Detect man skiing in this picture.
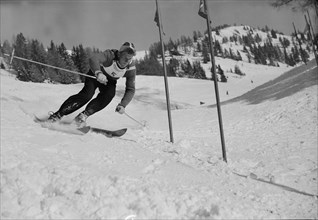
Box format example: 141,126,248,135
46,42,137,127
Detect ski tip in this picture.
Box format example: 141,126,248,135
77,126,91,134
88,127,127,137
33,115,49,123
114,128,127,136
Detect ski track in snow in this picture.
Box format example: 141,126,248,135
1,60,317,219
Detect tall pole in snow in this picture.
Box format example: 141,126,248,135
305,11,318,66
199,0,227,162
155,0,174,143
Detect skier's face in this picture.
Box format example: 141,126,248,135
118,52,134,68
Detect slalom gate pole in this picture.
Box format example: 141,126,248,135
306,11,318,66
204,0,227,163
124,112,145,127
4,51,96,79
155,0,174,143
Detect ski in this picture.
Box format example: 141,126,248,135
78,126,127,138
34,115,127,138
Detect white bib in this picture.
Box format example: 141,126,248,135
101,61,127,78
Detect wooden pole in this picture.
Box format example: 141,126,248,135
306,11,318,66
203,0,227,162
4,52,95,79
155,0,174,143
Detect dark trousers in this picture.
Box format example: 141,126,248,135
56,70,117,117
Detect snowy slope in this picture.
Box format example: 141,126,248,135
213,25,294,53
0,59,317,219
162,25,314,81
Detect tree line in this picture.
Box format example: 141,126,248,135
137,24,314,82
1,23,315,84
0,33,92,84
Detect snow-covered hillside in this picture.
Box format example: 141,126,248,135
145,25,314,80
213,25,294,54
1,58,317,219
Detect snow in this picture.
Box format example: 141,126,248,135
213,25,296,55
1,58,317,219
135,50,147,61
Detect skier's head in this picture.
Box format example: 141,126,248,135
119,42,136,56
118,42,136,68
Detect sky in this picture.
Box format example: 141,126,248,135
0,0,315,51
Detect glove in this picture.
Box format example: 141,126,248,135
95,71,108,85
115,104,125,114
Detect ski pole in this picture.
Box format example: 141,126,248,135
4,50,96,79
124,112,145,127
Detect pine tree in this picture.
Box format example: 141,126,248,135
254,34,262,44
193,31,198,42
222,36,229,44
192,61,206,79
149,42,162,59
71,44,89,82
77,44,89,82
1,40,12,57
202,42,210,63
214,40,222,56
28,64,45,82
135,56,162,76
167,38,176,51
246,51,252,63
197,42,202,52
301,49,310,63
223,48,230,59
167,58,179,77
259,45,267,65
243,45,248,52
29,39,47,82
234,64,245,75
236,50,242,61
218,64,227,82
46,40,79,84
229,48,234,60
291,46,301,63
71,46,80,70
58,43,77,71
289,54,296,66
265,25,270,32
211,66,217,81
14,33,32,81
276,45,284,62
47,40,62,83
271,29,277,39
281,37,290,48
283,48,290,65
181,59,193,78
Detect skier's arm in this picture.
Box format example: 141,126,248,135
120,69,136,107
89,50,114,74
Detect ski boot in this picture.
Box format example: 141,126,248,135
47,111,62,123
73,111,89,128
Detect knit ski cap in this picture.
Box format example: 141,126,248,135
119,42,136,55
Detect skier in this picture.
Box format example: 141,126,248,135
46,42,137,127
